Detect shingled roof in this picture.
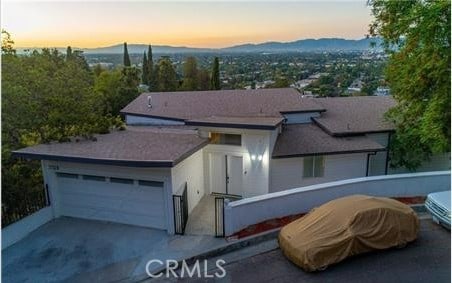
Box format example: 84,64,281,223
121,88,325,121
272,124,386,158
13,126,208,167
312,96,396,136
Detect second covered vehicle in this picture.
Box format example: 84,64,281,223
278,195,419,272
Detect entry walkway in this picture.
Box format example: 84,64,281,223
185,195,216,235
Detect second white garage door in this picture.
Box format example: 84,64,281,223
56,172,167,229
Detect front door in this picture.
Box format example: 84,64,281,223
227,156,243,196
210,153,243,196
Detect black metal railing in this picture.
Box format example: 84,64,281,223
173,183,188,235
214,197,225,237
214,194,242,237
2,186,50,228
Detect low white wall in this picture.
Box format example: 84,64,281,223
224,171,450,236
2,206,53,249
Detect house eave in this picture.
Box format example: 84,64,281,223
272,148,387,159
311,118,395,137
120,111,186,122
185,121,281,130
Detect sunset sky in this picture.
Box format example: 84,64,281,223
2,1,373,48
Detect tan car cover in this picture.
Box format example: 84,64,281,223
278,195,419,272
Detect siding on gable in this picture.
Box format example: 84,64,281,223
283,112,321,124
270,153,368,192
125,114,184,126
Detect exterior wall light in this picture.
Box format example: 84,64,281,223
257,155,263,161
251,155,257,161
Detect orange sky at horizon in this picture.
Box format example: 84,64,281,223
2,1,373,48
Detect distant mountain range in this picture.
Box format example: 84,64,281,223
17,37,383,54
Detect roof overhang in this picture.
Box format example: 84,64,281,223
272,147,387,159
185,120,282,130
12,139,209,168
312,117,395,137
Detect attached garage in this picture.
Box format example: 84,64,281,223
56,172,166,229
13,126,209,234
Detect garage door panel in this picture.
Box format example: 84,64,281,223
59,181,163,200
57,174,166,229
60,189,164,207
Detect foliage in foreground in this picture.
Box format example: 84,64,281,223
1,33,138,219
369,0,451,170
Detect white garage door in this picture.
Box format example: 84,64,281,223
56,172,166,229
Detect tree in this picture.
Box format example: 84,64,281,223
95,68,140,115
181,56,199,90
198,69,210,91
93,64,104,77
156,57,177,91
210,57,220,90
123,42,131,67
2,44,124,223
369,0,451,170
147,45,155,90
1,29,15,55
142,51,148,85
66,46,73,61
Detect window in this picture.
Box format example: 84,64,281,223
56,172,79,179
303,156,325,178
138,180,164,187
110,177,134,185
82,175,106,182
210,133,242,146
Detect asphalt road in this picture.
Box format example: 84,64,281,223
170,219,450,283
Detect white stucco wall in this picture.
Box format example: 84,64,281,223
225,171,451,236
270,153,368,192
366,133,389,176
200,127,278,198
171,149,205,214
125,114,184,126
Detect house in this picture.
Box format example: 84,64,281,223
13,88,449,234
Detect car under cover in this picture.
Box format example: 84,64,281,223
278,195,419,272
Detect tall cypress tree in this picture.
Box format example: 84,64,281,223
123,42,131,67
210,57,220,90
142,51,148,85
147,45,154,90
66,46,73,61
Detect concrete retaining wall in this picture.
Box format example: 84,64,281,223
2,206,54,249
224,171,451,236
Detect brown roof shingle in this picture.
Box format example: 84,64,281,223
121,88,325,121
272,124,386,158
13,126,208,167
312,96,396,136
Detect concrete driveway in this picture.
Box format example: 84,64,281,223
2,217,225,283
